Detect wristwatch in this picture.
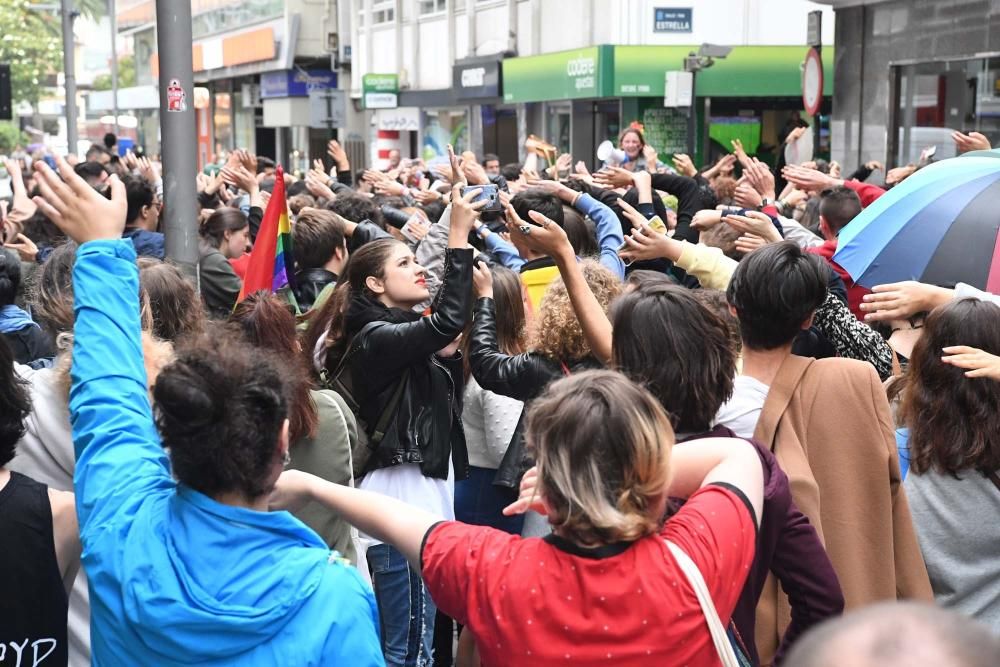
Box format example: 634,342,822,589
760,197,772,208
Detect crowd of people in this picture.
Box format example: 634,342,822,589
2,122,1000,667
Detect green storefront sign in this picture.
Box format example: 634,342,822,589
613,45,834,98
363,73,399,109
502,45,834,103
502,45,614,103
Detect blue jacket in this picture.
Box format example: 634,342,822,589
70,240,384,666
122,227,165,259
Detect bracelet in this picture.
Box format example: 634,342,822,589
570,192,583,208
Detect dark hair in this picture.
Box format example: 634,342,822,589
288,193,317,216
784,601,1000,667
32,242,77,334
798,197,822,234
153,332,289,499
611,283,736,432
259,176,276,193
0,336,32,467
229,293,318,443
137,258,205,342
303,238,404,375
625,270,675,289
74,160,108,184
420,200,446,224
293,208,346,271
501,163,522,182
463,265,526,381
819,187,862,235
562,206,598,257
482,153,500,166
511,190,564,227
286,180,308,198
0,248,20,307
331,193,381,227
103,132,117,149
22,212,66,248
256,156,275,174
691,289,742,357
199,208,248,248
897,299,1000,476
726,242,827,350
124,174,155,226
85,145,110,161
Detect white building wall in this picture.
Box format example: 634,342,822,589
354,0,835,92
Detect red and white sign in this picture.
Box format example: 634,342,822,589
802,47,823,117
166,78,186,112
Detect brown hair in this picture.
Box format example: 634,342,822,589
700,221,745,261
898,298,1000,476
611,283,736,433
530,260,621,362
527,370,674,545
138,258,206,343
292,208,347,271
463,265,527,381
618,127,646,151
302,238,404,376
32,241,77,336
229,293,319,443
200,208,248,248
288,193,317,216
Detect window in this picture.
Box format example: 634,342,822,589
373,1,395,24
418,0,447,15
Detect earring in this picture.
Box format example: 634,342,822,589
282,451,292,467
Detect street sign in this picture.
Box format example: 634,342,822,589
362,73,398,109
653,8,692,33
807,10,822,48
309,89,347,128
664,71,693,107
802,47,824,116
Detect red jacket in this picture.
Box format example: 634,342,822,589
844,180,886,208
807,239,870,319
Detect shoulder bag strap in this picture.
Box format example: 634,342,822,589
664,540,740,667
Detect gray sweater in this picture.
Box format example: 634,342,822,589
905,467,1000,632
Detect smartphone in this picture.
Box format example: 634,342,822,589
646,215,668,235
462,184,502,213
400,214,425,244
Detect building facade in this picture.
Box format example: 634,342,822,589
818,0,1000,171
353,0,835,168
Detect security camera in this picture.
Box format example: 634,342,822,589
697,44,733,59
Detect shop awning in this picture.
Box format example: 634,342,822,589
502,45,834,103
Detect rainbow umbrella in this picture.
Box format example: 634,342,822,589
833,153,1000,292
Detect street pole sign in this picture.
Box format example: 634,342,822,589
807,10,823,49
362,74,399,109
309,89,347,128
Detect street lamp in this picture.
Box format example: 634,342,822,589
682,43,731,159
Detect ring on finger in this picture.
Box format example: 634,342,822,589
518,224,531,235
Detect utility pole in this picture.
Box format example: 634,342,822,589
155,0,199,278
60,0,78,156
108,0,119,138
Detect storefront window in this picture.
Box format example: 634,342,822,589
892,57,1000,166
546,101,571,153
191,0,283,40
213,92,233,154
232,90,256,152
421,108,468,162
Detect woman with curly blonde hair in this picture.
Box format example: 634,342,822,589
468,258,621,536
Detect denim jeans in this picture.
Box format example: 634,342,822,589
454,465,524,534
368,543,436,667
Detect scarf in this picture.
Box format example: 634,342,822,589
345,293,422,338
0,304,39,334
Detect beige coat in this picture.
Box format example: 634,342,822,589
752,355,933,665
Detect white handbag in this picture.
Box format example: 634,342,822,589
665,540,741,667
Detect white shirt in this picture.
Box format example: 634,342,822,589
714,375,771,439
461,377,523,469
359,463,454,544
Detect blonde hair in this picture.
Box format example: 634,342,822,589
530,260,621,361
527,370,675,545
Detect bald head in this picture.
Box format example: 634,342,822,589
785,602,1000,667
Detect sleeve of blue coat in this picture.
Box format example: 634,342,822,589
70,240,173,533
483,232,525,270
575,193,625,279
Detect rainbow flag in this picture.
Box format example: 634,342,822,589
237,164,296,303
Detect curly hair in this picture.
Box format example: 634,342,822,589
898,298,1000,476
530,260,621,362
153,330,289,499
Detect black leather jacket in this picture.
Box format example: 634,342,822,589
347,248,473,480
469,297,601,487
294,268,337,312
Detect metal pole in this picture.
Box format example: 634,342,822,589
155,0,199,277
108,0,119,139
61,0,78,156
686,70,696,157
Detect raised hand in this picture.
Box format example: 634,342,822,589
723,210,782,243
859,280,953,322
472,260,494,299
236,148,258,175
32,157,127,244
4,159,37,228
3,232,38,262
744,157,776,200
462,159,489,186
733,181,763,209
691,209,723,231
448,144,467,187
672,153,697,177
593,166,635,189
734,233,771,255
731,138,752,169
941,346,1000,380
449,183,486,234
221,164,258,194
502,467,547,517
327,140,349,170
952,131,992,154
782,164,841,193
